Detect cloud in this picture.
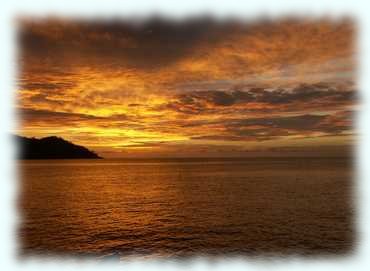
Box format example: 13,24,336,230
18,108,105,123
19,17,354,80
235,114,323,129
19,18,234,70
16,18,356,157
161,83,355,116
191,112,353,142
18,108,131,127
19,81,75,91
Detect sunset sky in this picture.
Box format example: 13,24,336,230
17,18,356,158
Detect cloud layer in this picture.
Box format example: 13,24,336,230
17,18,356,157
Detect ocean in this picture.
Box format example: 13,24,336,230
18,157,354,259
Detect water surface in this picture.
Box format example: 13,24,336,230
19,157,354,259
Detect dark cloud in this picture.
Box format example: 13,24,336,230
19,18,236,69
230,114,325,130
228,113,352,135
120,141,167,148
190,113,353,142
27,93,65,107
18,108,129,125
190,134,270,141
128,103,144,107
19,81,75,91
18,108,104,122
162,83,355,115
20,18,353,73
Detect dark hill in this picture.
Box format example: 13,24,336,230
15,135,102,159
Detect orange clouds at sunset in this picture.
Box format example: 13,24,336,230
17,17,356,158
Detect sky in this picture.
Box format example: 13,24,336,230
16,17,356,158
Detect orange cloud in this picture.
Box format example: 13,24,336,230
17,17,357,157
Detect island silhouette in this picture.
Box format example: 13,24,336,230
15,135,102,159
